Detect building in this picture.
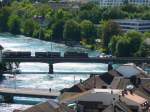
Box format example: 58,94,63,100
60,63,148,93
113,19,150,32
21,100,74,112
47,1,81,10
89,0,150,7
61,89,150,112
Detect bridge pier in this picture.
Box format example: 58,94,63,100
108,63,113,71
49,64,53,74
15,62,20,68
3,95,14,103
7,62,13,70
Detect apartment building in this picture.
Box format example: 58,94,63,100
89,0,150,7
113,19,150,32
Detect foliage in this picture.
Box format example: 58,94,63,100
115,36,130,57
7,14,21,34
80,20,97,43
0,7,11,32
0,1,150,56
101,20,122,51
21,19,38,36
137,40,150,57
101,7,127,20
63,20,81,41
109,31,147,57
126,31,142,55
51,20,64,41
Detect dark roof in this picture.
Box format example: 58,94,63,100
102,100,133,112
60,73,112,93
22,100,72,112
60,68,149,93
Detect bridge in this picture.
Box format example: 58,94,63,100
0,87,60,103
2,56,150,74
2,57,150,63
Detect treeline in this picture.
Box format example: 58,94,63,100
0,1,150,57
109,31,150,57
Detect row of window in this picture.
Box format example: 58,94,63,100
121,26,150,30
96,0,150,5
117,22,150,26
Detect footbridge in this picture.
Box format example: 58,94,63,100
0,87,60,103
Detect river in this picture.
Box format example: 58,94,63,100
0,33,108,112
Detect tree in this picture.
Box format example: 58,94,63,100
126,31,142,55
63,20,81,41
0,7,11,32
21,19,37,36
101,20,122,51
102,7,127,20
54,9,72,21
51,20,64,41
43,29,53,40
80,20,97,43
109,35,121,55
80,2,96,11
116,37,131,57
137,38,150,57
142,12,150,20
7,14,21,35
78,7,102,24
121,4,140,13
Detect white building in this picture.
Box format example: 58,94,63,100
89,0,150,7
113,19,150,32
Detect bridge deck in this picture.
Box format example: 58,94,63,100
0,87,60,99
2,57,150,63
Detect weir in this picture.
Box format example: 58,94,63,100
0,87,60,103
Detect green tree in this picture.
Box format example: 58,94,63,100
142,12,150,20
54,9,72,21
138,39,150,57
43,29,53,40
7,14,21,35
78,7,102,23
80,20,97,43
51,20,64,41
102,7,127,20
126,31,142,55
63,20,81,41
101,21,122,51
116,37,131,57
80,2,96,11
21,19,37,36
109,35,121,55
121,4,140,13
0,7,11,32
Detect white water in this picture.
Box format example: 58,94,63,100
0,33,107,112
